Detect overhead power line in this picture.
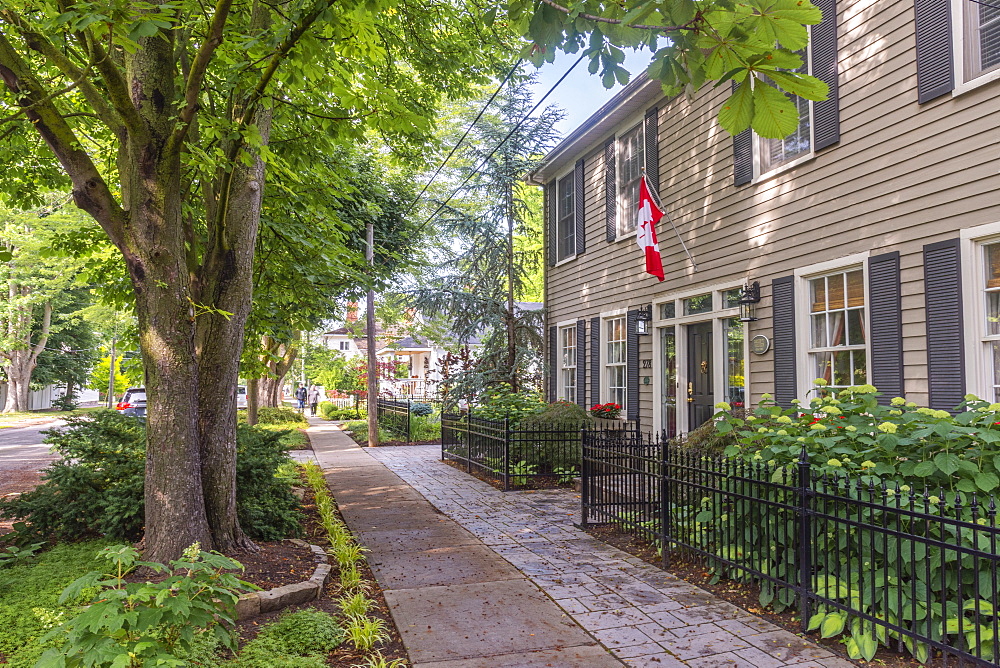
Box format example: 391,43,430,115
419,51,588,231
405,59,524,217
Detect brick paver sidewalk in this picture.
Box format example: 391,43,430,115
366,445,854,668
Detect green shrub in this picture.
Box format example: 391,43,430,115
256,406,308,425
510,401,593,472
473,384,544,424
410,402,433,417
410,415,441,441
699,383,1000,663
235,424,304,540
0,412,302,541
38,543,252,667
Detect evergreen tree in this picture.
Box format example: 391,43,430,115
412,78,561,399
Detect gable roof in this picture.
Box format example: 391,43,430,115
526,72,662,186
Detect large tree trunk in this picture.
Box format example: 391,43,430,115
193,102,272,553
257,333,298,407
122,35,213,564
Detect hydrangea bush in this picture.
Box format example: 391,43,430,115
715,381,1000,498
688,383,1000,663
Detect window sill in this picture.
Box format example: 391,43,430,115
554,255,577,267
614,230,637,244
952,68,1000,98
752,152,815,185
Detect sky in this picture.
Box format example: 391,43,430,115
527,49,654,138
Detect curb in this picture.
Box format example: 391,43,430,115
235,539,331,620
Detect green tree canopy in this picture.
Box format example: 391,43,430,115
511,0,828,137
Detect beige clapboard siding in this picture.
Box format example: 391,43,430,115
548,0,999,413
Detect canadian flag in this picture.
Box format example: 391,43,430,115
636,175,665,282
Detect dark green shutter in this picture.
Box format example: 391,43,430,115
914,0,954,103
812,0,840,150
574,158,586,256
644,107,659,193
576,320,587,408
591,316,601,407
627,310,639,421
546,180,556,267
605,136,616,242
548,325,558,402
868,252,904,403
924,239,966,411
772,276,797,408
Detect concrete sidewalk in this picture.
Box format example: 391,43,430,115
307,420,622,667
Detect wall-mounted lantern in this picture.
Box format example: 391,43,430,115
738,281,761,322
636,305,653,335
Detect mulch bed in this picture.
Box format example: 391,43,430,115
583,522,934,668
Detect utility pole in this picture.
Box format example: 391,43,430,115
366,221,378,447
107,335,117,409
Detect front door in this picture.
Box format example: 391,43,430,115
687,322,714,428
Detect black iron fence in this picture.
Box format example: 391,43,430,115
376,399,412,443
581,430,1000,666
442,413,633,490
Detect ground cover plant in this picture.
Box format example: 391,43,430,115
0,411,301,541
0,540,113,668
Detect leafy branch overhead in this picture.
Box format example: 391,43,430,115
510,0,829,137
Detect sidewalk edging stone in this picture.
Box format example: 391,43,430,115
235,539,330,620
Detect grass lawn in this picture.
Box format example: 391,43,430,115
0,406,103,426
254,423,310,450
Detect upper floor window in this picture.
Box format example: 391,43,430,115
617,123,643,236
963,0,1000,82
559,325,577,401
808,269,867,389
756,52,812,176
556,172,575,262
339,341,350,351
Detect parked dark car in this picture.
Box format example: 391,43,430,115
115,387,147,418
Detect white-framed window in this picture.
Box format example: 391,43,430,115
617,122,643,236
755,48,813,178
339,341,350,351
961,0,1000,83
978,241,1000,401
605,316,627,409
556,172,576,262
807,269,868,390
559,325,577,401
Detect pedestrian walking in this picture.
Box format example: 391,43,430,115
308,384,321,417
295,384,307,411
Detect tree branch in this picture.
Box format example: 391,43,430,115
169,0,234,151
0,32,127,246
536,0,700,32
0,11,126,133
28,301,51,366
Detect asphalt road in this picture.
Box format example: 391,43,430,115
0,419,63,498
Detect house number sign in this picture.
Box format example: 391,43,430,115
750,335,771,355
641,359,652,369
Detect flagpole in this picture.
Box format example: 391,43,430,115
642,169,698,271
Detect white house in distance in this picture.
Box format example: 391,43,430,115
319,302,543,397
